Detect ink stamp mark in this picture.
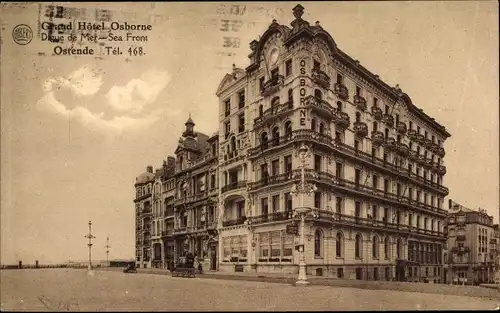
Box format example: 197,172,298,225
12,24,33,45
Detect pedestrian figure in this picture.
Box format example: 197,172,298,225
198,262,203,274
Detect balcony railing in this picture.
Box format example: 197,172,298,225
436,165,446,175
371,131,384,145
395,142,409,156
221,180,247,193
424,138,432,148
173,227,187,234
304,96,335,118
354,121,368,137
247,211,293,225
354,95,367,111
371,106,383,120
334,82,349,100
222,216,247,227
311,68,331,89
396,121,407,134
416,134,425,144
384,137,396,150
429,143,439,153
142,209,152,215
437,147,445,158
383,114,394,127
423,158,434,169
254,101,294,126
161,229,173,237
334,111,350,129
248,172,291,191
261,75,284,97
407,129,417,140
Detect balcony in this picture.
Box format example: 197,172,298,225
161,229,173,237
311,68,331,89
424,139,432,148
222,216,247,227
384,137,396,150
173,227,187,235
395,142,409,156
247,211,293,225
416,155,426,165
354,121,368,137
371,131,384,145
248,173,290,191
221,180,247,193
429,143,439,153
451,246,470,253
423,158,434,169
396,121,407,134
334,82,349,100
436,147,445,158
334,111,350,129
436,165,447,175
383,114,394,127
409,150,418,162
371,106,383,120
354,95,367,111
142,209,152,216
416,134,425,144
407,129,418,140
254,101,294,126
261,75,284,97
304,96,334,118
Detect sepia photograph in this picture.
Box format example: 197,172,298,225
1,1,499,311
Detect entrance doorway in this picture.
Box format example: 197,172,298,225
210,247,217,271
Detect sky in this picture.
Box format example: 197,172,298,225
1,1,498,265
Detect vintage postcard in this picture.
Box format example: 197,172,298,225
1,1,499,311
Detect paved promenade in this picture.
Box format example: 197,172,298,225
1,268,498,311
100,267,500,299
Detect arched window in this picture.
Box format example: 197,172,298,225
319,123,325,134
259,105,264,117
336,232,343,257
271,96,280,107
314,89,323,100
384,236,390,259
385,128,389,138
272,127,280,146
260,132,268,150
373,121,378,132
288,89,294,104
337,101,343,112
314,230,322,257
355,234,363,258
285,121,292,138
311,118,317,131
397,238,402,259
230,136,236,152
356,112,361,123
372,236,379,259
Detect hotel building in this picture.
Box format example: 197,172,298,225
445,200,499,284
216,4,450,281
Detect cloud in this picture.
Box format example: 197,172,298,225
106,69,172,113
37,66,178,134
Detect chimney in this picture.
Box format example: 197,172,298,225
146,165,153,173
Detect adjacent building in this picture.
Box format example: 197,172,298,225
445,200,499,284
215,4,450,282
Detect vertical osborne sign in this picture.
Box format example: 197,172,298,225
299,58,307,127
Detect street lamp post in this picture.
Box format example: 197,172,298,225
291,144,317,287
105,237,111,267
85,221,96,271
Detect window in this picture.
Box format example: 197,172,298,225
238,113,245,132
397,239,402,259
373,121,378,132
314,154,322,171
384,179,389,193
384,207,389,222
336,232,344,257
238,91,245,109
314,230,322,257
385,105,389,114
355,234,363,258
335,197,343,213
258,104,263,117
314,89,323,99
337,268,344,278
284,192,292,213
288,89,293,104
384,237,390,259
355,111,361,123
336,101,342,112
373,236,379,259
355,201,361,218
355,168,361,185
372,175,379,189
224,121,230,137
261,197,268,215
259,77,265,92
311,118,316,131
314,60,321,71
409,121,413,130
356,86,361,96
409,213,413,227
314,192,321,209
319,123,325,134
384,128,389,138
372,205,378,220
284,155,292,175
396,114,400,125
285,59,292,76
335,162,343,178
224,99,231,116
336,73,343,84
373,97,378,107
271,159,279,176
272,195,279,213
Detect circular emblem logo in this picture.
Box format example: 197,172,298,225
12,24,33,45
